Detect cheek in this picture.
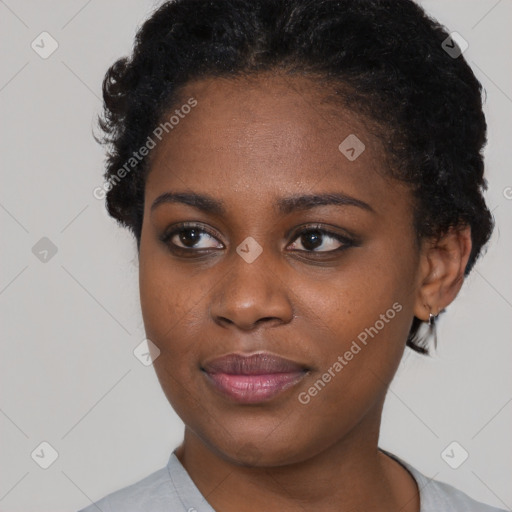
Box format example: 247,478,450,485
289,285,410,451
297,243,416,397
138,255,207,403
138,249,207,419
305,252,412,347
139,240,203,336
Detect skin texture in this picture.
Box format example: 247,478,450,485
138,73,472,512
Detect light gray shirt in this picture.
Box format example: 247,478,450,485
77,449,507,511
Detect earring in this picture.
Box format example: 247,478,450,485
427,308,439,350
426,305,438,326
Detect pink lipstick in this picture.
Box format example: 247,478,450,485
202,352,308,404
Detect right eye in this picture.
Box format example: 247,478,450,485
160,222,224,252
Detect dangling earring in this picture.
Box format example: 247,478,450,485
427,309,439,350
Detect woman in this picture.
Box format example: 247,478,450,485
79,0,504,510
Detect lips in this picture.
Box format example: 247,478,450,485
202,352,309,404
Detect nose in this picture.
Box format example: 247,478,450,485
209,249,294,331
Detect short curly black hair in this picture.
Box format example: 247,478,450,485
96,0,494,355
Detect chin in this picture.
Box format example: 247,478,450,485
202,426,327,469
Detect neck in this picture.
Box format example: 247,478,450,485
175,403,420,512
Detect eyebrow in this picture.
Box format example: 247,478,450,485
150,191,375,215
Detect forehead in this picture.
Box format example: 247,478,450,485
145,73,408,219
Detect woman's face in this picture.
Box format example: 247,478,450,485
139,73,423,466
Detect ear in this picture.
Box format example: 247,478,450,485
413,225,472,322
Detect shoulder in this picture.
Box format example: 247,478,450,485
423,477,507,512
76,452,214,512
76,464,179,512
381,449,507,512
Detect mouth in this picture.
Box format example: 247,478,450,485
201,352,310,404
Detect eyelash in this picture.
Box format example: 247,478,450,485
159,221,357,257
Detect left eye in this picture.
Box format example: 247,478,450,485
288,228,350,253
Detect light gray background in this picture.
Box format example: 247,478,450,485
1,1,511,511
